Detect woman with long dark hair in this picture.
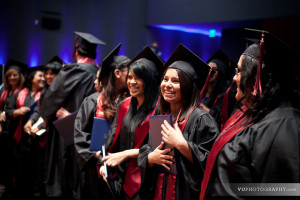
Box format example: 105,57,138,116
200,29,300,199
99,46,165,200
138,44,219,200
74,44,130,200
23,61,62,138
10,68,45,199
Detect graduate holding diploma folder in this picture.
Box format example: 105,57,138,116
100,46,165,200
74,43,130,200
138,44,219,200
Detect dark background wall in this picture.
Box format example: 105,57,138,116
0,0,299,67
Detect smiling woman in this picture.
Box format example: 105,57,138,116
138,44,219,200
127,69,144,107
0,63,25,199
7,67,46,199
99,46,165,200
160,68,181,106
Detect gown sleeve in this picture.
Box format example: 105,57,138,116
74,92,98,171
41,64,95,124
209,105,300,198
179,108,219,191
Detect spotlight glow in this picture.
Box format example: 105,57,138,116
151,25,222,37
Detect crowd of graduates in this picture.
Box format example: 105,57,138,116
0,28,299,200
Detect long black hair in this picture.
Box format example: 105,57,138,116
239,43,300,125
160,68,200,122
100,56,130,122
127,60,161,126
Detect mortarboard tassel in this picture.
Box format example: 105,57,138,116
253,31,264,97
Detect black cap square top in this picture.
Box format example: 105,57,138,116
164,44,213,89
127,46,165,77
99,43,122,81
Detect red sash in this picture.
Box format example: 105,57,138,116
220,82,234,130
108,97,158,198
0,89,20,110
96,92,105,118
13,88,41,144
155,107,196,200
78,57,99,68
200,106,252,200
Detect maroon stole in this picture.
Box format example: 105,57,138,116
220,81,234,130
0,89,20,110
78,57,99,68
96,92,105,118
154,107,196,200
108,97,158,198
13,88,41,144
200,106,252,200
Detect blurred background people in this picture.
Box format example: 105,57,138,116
74,44,130,200
0,60,26,200
40,32,105,200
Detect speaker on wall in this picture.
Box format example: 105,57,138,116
36,10,63,31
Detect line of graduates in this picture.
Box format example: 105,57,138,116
0,27,299,200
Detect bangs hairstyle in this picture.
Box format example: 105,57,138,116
4,68,25,90
160,68,200,122
127,61,160,125
100,57,131,122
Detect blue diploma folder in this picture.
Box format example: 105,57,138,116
89,117,111,151
149,114,177,174
25,101,38,120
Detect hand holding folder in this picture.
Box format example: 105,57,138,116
149,114,177,174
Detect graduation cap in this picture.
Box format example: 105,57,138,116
25,65,45,79
73,31,106,59
47,55,64,65
99,43,122,81
242,28,299,96
164,44,213,90
207,50,236,82
127,46,165,77
5,59,28,74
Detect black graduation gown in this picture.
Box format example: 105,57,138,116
41,62,97,199
0,88,19,195
203,84,238,130
138,108,219,200
103,98,160,200
29,87,47,129
74,92,113,200
11,91,44,199
205,102,300,200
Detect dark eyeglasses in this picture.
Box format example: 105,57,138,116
235,67,241,75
